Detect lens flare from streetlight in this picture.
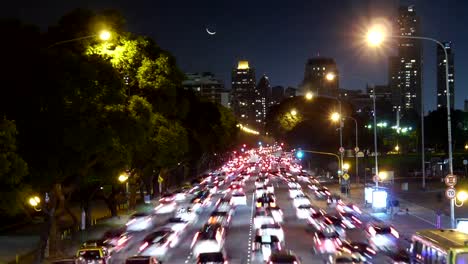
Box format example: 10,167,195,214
325,72,336,81
395,145,400,152
118,174,128,183
305,92,313,100
99,30,111,41
366,24,386,47
330,112,340,122
458,191,468,202
343,163,350,170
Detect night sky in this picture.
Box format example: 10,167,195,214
3,0,467,111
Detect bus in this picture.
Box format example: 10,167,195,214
410,229,468,264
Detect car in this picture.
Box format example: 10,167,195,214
126,212,154,232
255,187,267,197
256,193,276,208
253,209,276,229
267,205,284,223
159,193,175,203
330,252,360,264
308,183,321,191
191,224,226,257
257,223,284,242
209,210,233,227
268,250,302,264
252,235,282,262
228,183,242,192
76,247,110,264
230,191,247,206
327,194,342,207
315,187,331,199
323,215,347,237
175,206,197,222
339,212,362,229
196,252,228,264
339,241,376,263
292,194,311,207
287,181,300,188
288,186,303,199
265,183,274,193
307,211,326,230
138,228,179,259
102,227,131,253
154,201,177,214
366,223,399,252
337,203,362,215
255,179,265,188
312,229,342,254
296,204,315,219
163,217,189,232
125,256,160,264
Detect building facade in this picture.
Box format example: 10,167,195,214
230,61,257,128
300,57,339,97
256,75,271,131
182,72,225,104
389,5,423,115
437,42,455,109
285,87,297,98
270,86,285,106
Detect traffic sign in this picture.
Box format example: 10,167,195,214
373,175,380,183
445,174,457,187
339,147,345,153
158,175,164,183
464,160,468,165
342,173,350,181
446,187,456,199
354,147,360,152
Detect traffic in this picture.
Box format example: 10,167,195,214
68,146,468,264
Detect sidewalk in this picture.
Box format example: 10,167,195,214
327,184,451,241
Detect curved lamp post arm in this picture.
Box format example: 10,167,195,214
47,34,98,49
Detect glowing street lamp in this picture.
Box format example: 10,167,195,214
366,25,386,47
305,92,314,100
325,72,336,81
290,109,297,116
330,112,341,122
395,145,400,152
118,174,128,183
98,30,111,41
48,29,112,48
28,196,41,207
343,163,350,171
455,190,468,207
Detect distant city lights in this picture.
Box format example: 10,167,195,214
236,123,260,135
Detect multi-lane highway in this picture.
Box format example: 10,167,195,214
74,149,411,264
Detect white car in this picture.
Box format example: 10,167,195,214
175,207,196,222
255,187,267,198
293,194,311,207
230,191,247,206
254,210,275,229
138,228,179,259
367,224,399,252
287,181,300,188
257,223,284,242
265,184,274,194
163,217,189,232
191,224,225,257
126,212,154,232
268,206,283,223
289,187,303,199
154,202,177,214
296,204,315,219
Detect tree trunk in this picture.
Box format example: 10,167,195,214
104,185,118,217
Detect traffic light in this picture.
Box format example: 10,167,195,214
296,149,304,159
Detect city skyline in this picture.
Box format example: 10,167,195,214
2,0,468,111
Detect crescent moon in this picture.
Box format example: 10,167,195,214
206,28,216,35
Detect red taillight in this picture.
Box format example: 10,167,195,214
139,242,148,252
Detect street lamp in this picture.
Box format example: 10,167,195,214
455,191,468,207
28,196,41,211
118,174,128,183
325,72,336,81
290,109,297,116
305,92,314,100
366,23,455,226
330,112,341,122
343,163,350,171
395,145,400,152
48,29,112,48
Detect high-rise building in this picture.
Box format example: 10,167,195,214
464,100,468,112
389,5,423,115
256,75,271,129
230,61,257,127
437,42,455,109
285,87,297,98
182,72,225,104
270,86,285,106
300,57,339,97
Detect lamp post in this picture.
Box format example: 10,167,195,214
48,30,111,48
366,25,454,227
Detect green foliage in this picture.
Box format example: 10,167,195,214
0,119,28,187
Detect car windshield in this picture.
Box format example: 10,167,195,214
261,224,281,229
169,217,186,223
233,193,245,197
131,212,148,218
269,254,297,263
374,226,392,234
78,250,101,260
125,258,152,264
317,231,339,239
145,231,168,243
198,252,224,262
